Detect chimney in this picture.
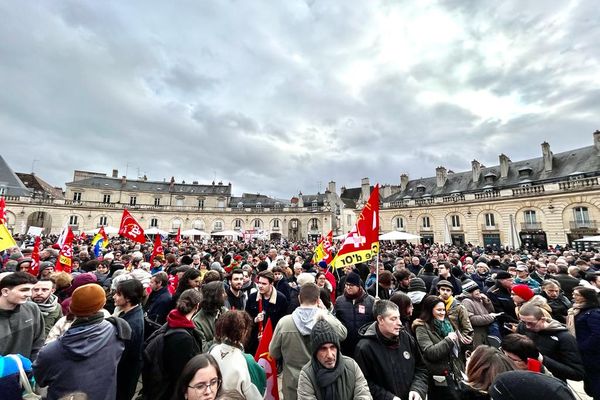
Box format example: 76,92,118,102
381,185,392,198
541,142,553,172
471,160,482,182
361,177,370,201
400,174,409,191
298,193,304,207
112,169,118,178
436,167,447,188
169,176,175,191
121,176,126,186
594,130,600,152
327,181,336,194
499,154,511,179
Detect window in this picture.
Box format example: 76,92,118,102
217,199,225,208
172,219,182,229
524,210,537,223
69,215,78,225
485,213,495,227
394,217,404,230
193,220,205,230
310,218,319,230
154,198,161,206
273,219,280,228
347,215,352,225
573,207,590,223
102,194,111,203
422,216,431,228
129,196,137,206
214,220,223,231
451,215,460,227
234,219,243,229
99,216,108,226
73,192,82,202
253,219,262,229
312,200,318,211
256,202,262,210
176,198,184,207
198,199,204,209
274,202,281,209
150,218,158,228
237,202,243,209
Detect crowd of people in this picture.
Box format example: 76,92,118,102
1,234,599,400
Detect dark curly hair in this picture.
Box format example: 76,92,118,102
201,281,225,313
215,310,252,346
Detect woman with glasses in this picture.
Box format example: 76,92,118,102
174,354,222,400
569,286,600,399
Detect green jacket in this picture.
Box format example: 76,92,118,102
192,307,226,353
297,356,372,400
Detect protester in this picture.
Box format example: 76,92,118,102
355,300,428,400
173,354,222,400
540,279,571,324
489,370,576,400
297,318,372,400
224,268,247,310
193,281,227,352
390,291,414,333
0,271,44,360
460,279,502,347
31,278,63,336
461,345,516,400
144,271,172,334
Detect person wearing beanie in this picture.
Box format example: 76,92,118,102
33,283,132,400
489,370,576,400
333,271,375,357
297,318,371,400
269,283,347,400
436,279,474,347
487,270,518,334
514,265,541,292
460,279,503,347
407,278,427,322
511,284,553,322
355,300,428,400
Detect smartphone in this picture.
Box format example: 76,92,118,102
527,358,542,372
503,322,515,330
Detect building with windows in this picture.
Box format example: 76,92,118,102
1,131,600,247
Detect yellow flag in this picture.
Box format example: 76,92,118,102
0,224,17,252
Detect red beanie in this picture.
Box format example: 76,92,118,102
512,284,534,302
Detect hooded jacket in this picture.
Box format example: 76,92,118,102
354,322,428,400
33,314,131,400
269,307,347,400
517,319,585,381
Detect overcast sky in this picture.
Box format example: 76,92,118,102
1,1,599,198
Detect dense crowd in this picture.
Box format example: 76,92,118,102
1,234,599,400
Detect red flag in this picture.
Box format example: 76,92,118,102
332,184,380,268
119,209,146,243
0,197,6,224
80,232,87,241
175,226,181,244
254,319,280,400
55,227,75,273
29,236,41,277
150,233,164,264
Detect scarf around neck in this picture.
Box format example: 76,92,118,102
312,349,344,400
433,318,454,338
36,294,59,316
443,296,454,312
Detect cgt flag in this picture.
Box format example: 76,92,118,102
150,233,164,264
29,235,42,277
175,226,181,244
332,184,380,269
0,197,6,224
55,226,74,273
254,319,279,400
312,230,333,265
119,209,146,243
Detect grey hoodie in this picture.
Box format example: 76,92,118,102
291,306,320,335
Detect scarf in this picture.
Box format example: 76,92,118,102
312,350,344,400
433,318,454,338
567,303,584,336
344,287,364,301
443,296,455,312
36,294,59,316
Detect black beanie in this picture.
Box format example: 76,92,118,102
310,318,339,354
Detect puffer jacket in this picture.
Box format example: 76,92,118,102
333,290,375,356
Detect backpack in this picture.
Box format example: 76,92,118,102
140,323,190,400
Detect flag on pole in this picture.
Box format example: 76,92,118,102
29,235,42,277
0,197,6,224
150,233,164,264
55,227,74,273
312,230,334,265
118,209,146,243
331,184,380,269
91,226,109,257
0,223,17,252
254,319,280,400
175,226,181,244
56,225,69,249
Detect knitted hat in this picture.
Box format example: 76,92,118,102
495,271,512,280
462,279,480,293
490,371,575,400
408,277,426,292
70,284,106,317
318,260,328,269
345,272,361,287
310,318,339,354
511,284,534,302
436,279,453,290
296,273,315,286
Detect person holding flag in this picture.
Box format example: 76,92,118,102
55,227,74,274
150,234,165,265
91,226,109,258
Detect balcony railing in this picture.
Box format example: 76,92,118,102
570,220,598,230
442,194,465,203
450,225,463,231
475,191,500,200
559,178,598,191
521,222,543,230
415,198,434,206
481,224,499,231
512,185,545,197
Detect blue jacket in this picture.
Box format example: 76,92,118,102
574,306,600,370
0,354,33,400
145,286,172,325
33,315,131,400
117,306,144,400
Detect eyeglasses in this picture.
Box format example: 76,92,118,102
189,378,221,393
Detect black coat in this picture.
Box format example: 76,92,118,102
333,290,375,356
486,284,517,322
145,287,172,325
541,292,571,324
429,275,462,296
574,306,600,370
117,306,144,400
162,327,203,400
354,322,428,400
553,273,580,300
245,288,289,354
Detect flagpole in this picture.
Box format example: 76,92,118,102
375,256,379,299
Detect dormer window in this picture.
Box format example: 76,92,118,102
484,172,497,184
518,166,533,179
237,201,243,209
416,184,426,193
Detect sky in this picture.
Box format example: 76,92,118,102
1,0,599,199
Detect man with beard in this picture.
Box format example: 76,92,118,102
333,272,375,356
225,268,247,310
32,278,63,336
